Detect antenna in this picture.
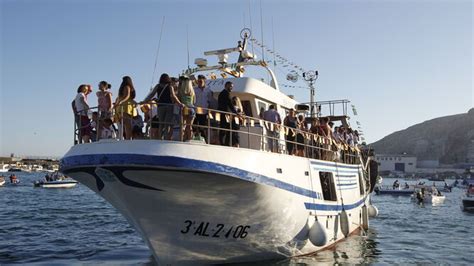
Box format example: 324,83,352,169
248,0,255,56
271,16,276,70
186,24,190,70
259,0,265,62
150,16,166,89
303,70,319,118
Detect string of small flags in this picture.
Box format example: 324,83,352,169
351,104,366,142
250,38,307,75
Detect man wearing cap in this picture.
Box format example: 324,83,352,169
193,75,214,142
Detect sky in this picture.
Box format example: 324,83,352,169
0,0,472,157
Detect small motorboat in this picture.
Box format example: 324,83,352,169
374,185,415,195
34,172,77,188
461,185,474,212
34,179,78,188
411,187,446,204
374,180,414,195
0,176,5,186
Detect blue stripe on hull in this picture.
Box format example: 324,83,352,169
62,154,320,199
305,196,366,211
310,160,361,170
61,153,366,211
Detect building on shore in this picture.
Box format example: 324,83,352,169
374,154,417,173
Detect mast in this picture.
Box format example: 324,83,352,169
303,70,319,118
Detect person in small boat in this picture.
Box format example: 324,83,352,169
393,179,400,189
218,81,238,146
468,184,474,194
404,182,410,189
9,174,18,183
443,182,452,192
263,104,281,153
283,109,297,155
416,188,424,203
178,76,196,141
45,174,51,182
114,76,137,140
75,84,92,143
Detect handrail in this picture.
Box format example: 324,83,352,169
73,101,364,164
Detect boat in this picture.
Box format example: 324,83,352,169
427,175,445,182
34,172,77,188
0,176,5,186
374,185,414,195
411,188,446,204
33,179,78,188
461,184,474,212
60,29,379,264
7,167,22,172
0,164,11,172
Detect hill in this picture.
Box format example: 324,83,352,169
371,108,474,164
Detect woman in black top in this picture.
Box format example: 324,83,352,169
143,73,183,140
296,114,307,157
283,109,297,155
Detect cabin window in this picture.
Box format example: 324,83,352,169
257,101,267,118
358,172,365,195
319,172,337,201
241,100,253,117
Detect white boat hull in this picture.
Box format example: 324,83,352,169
0,180,5,186
411,193,446,204
461,195,474,212
60,140,371,264
427,195,446,204
37,181,78,188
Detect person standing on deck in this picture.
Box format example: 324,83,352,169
75,84,92,143
193,75,213,142
217,81,237,146
143,74,183,140
283,109,297,155
263,105,281,152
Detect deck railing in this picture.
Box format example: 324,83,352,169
73,102,364,165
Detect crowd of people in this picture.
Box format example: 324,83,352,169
72,74,244,145
261,106,361,162
72,74,361,164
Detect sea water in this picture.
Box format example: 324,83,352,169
0,173,472,264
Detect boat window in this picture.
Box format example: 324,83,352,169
319,172,337,201
241,100,253,117
358,172,365,195
257,100,267,117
